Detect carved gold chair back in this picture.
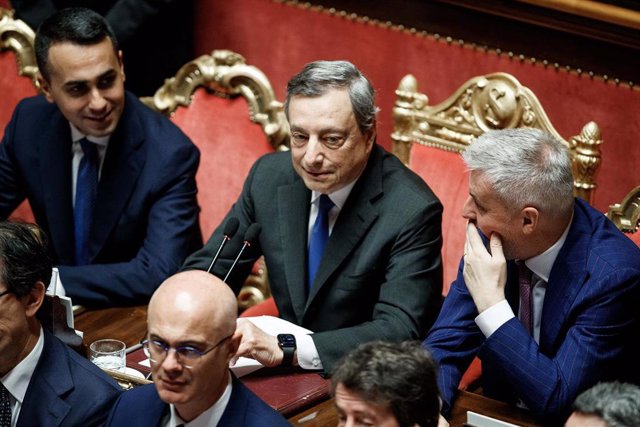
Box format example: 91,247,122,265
142,50,289,310
607,186,640,246
392,72,602,292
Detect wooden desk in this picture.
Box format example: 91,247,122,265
74,305,148,348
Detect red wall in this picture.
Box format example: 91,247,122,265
194,0,640,212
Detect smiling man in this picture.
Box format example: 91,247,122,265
183,60,443,372
423,129,640,424
106,270,288,426
0,8,201,307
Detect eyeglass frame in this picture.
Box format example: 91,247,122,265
0,289,13,299
141,332,233,369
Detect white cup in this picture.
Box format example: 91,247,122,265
89,339,126,372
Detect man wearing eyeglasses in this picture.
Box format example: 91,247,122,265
106,270,288,426
0,221,121,427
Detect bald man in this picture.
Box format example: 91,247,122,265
106,271,288,426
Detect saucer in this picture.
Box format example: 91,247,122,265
122,367,145,379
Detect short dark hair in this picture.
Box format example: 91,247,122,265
284,60,378,136
572,382,640,427
331,341,440,427
35,7,119,82
0,222,52,297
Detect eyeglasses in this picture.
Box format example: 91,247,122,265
0,289,13,299
141,333,233,369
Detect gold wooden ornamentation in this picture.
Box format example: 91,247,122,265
103,368,152,390
391,72,602,204
607,186,640,233
141,49,289,151
0,7,38,88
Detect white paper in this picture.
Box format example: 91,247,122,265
467,411,521,427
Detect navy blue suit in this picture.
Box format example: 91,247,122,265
424,198,640,423
16,330,122,427
0,93,201,306
106,375,290,426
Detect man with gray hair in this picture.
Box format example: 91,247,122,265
184,60,443,372
565,382,640,427
423,129,640,424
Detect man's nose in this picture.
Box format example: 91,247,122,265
303,136,324,164
88,88,107,111
461,196,475,220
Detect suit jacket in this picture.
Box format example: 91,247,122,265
106,375,289,426
0,93,202,307
424,198,640,423
184,145,443,370
17,329,122,427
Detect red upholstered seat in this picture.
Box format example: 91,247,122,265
239,296,278,318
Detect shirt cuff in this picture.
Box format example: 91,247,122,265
475,299,514,338
296,334,323,370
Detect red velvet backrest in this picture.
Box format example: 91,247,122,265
408,146,468,294
170,90,276,239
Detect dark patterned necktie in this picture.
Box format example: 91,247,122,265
74,138,99,266
518,262,534,333
0,382,12,427
307,194,334,291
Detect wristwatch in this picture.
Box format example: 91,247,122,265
277,334,296,367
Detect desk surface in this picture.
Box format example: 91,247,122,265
74,307,542,426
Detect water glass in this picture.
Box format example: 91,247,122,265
89,339,126,372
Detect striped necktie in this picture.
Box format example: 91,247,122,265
518,262,534,333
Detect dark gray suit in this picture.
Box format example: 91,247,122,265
184,145,443,370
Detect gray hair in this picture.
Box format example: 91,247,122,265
572,382,640,427
462,128,574,216
284,60,378,135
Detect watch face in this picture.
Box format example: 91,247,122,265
278,334,296,347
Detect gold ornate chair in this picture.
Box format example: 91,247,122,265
392,72,602,294
607,186,640,246
142,50,290,310
0,7,39,223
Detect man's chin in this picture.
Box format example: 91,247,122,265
157,388,190,404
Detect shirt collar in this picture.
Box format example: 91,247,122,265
69,123,110,147
310,179,357,210
524,213,573,282
1,327,44,405
168,374,232,427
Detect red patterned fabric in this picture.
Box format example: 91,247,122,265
194,0,640,212
170,89,275,240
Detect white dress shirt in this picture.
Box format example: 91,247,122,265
475,216,573,343
296,181,357,370
70,124,109,207
1,327,44,427
162,375,232,427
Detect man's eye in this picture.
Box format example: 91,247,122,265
176,346,202,359
66,85,88,96
323,136,344,148
291,133,308,144
98,75,116,89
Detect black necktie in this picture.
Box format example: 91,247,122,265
0,382,12,427
518,262,534,333
74,138,99,265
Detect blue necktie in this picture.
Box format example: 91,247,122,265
308,194,334,291
74,138,98,266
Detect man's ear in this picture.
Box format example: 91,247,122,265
23,281,46,318
226,331,242,363
118,50,126,83
521,206,539,235
38,74,55,103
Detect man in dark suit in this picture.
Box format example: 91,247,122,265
0,8,201,307
106,270,289,426
423,129,640,424
183,60,443,371
0,221,121,427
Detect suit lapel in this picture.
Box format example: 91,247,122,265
539,205,589,352
89,95,145,261
41,115,75,264
18,332,72,427
278,179,310,324
306,147,383,309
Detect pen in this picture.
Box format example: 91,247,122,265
125,342,142,354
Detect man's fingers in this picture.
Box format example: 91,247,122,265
489,233,504,259
466,222,484,251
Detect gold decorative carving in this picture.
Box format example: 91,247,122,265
391,72,602,204
238,257,271,312
0,7,39,89
607,186,640,233
141,49,289,150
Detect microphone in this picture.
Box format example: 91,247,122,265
206,217,240,273
223,223,262,283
